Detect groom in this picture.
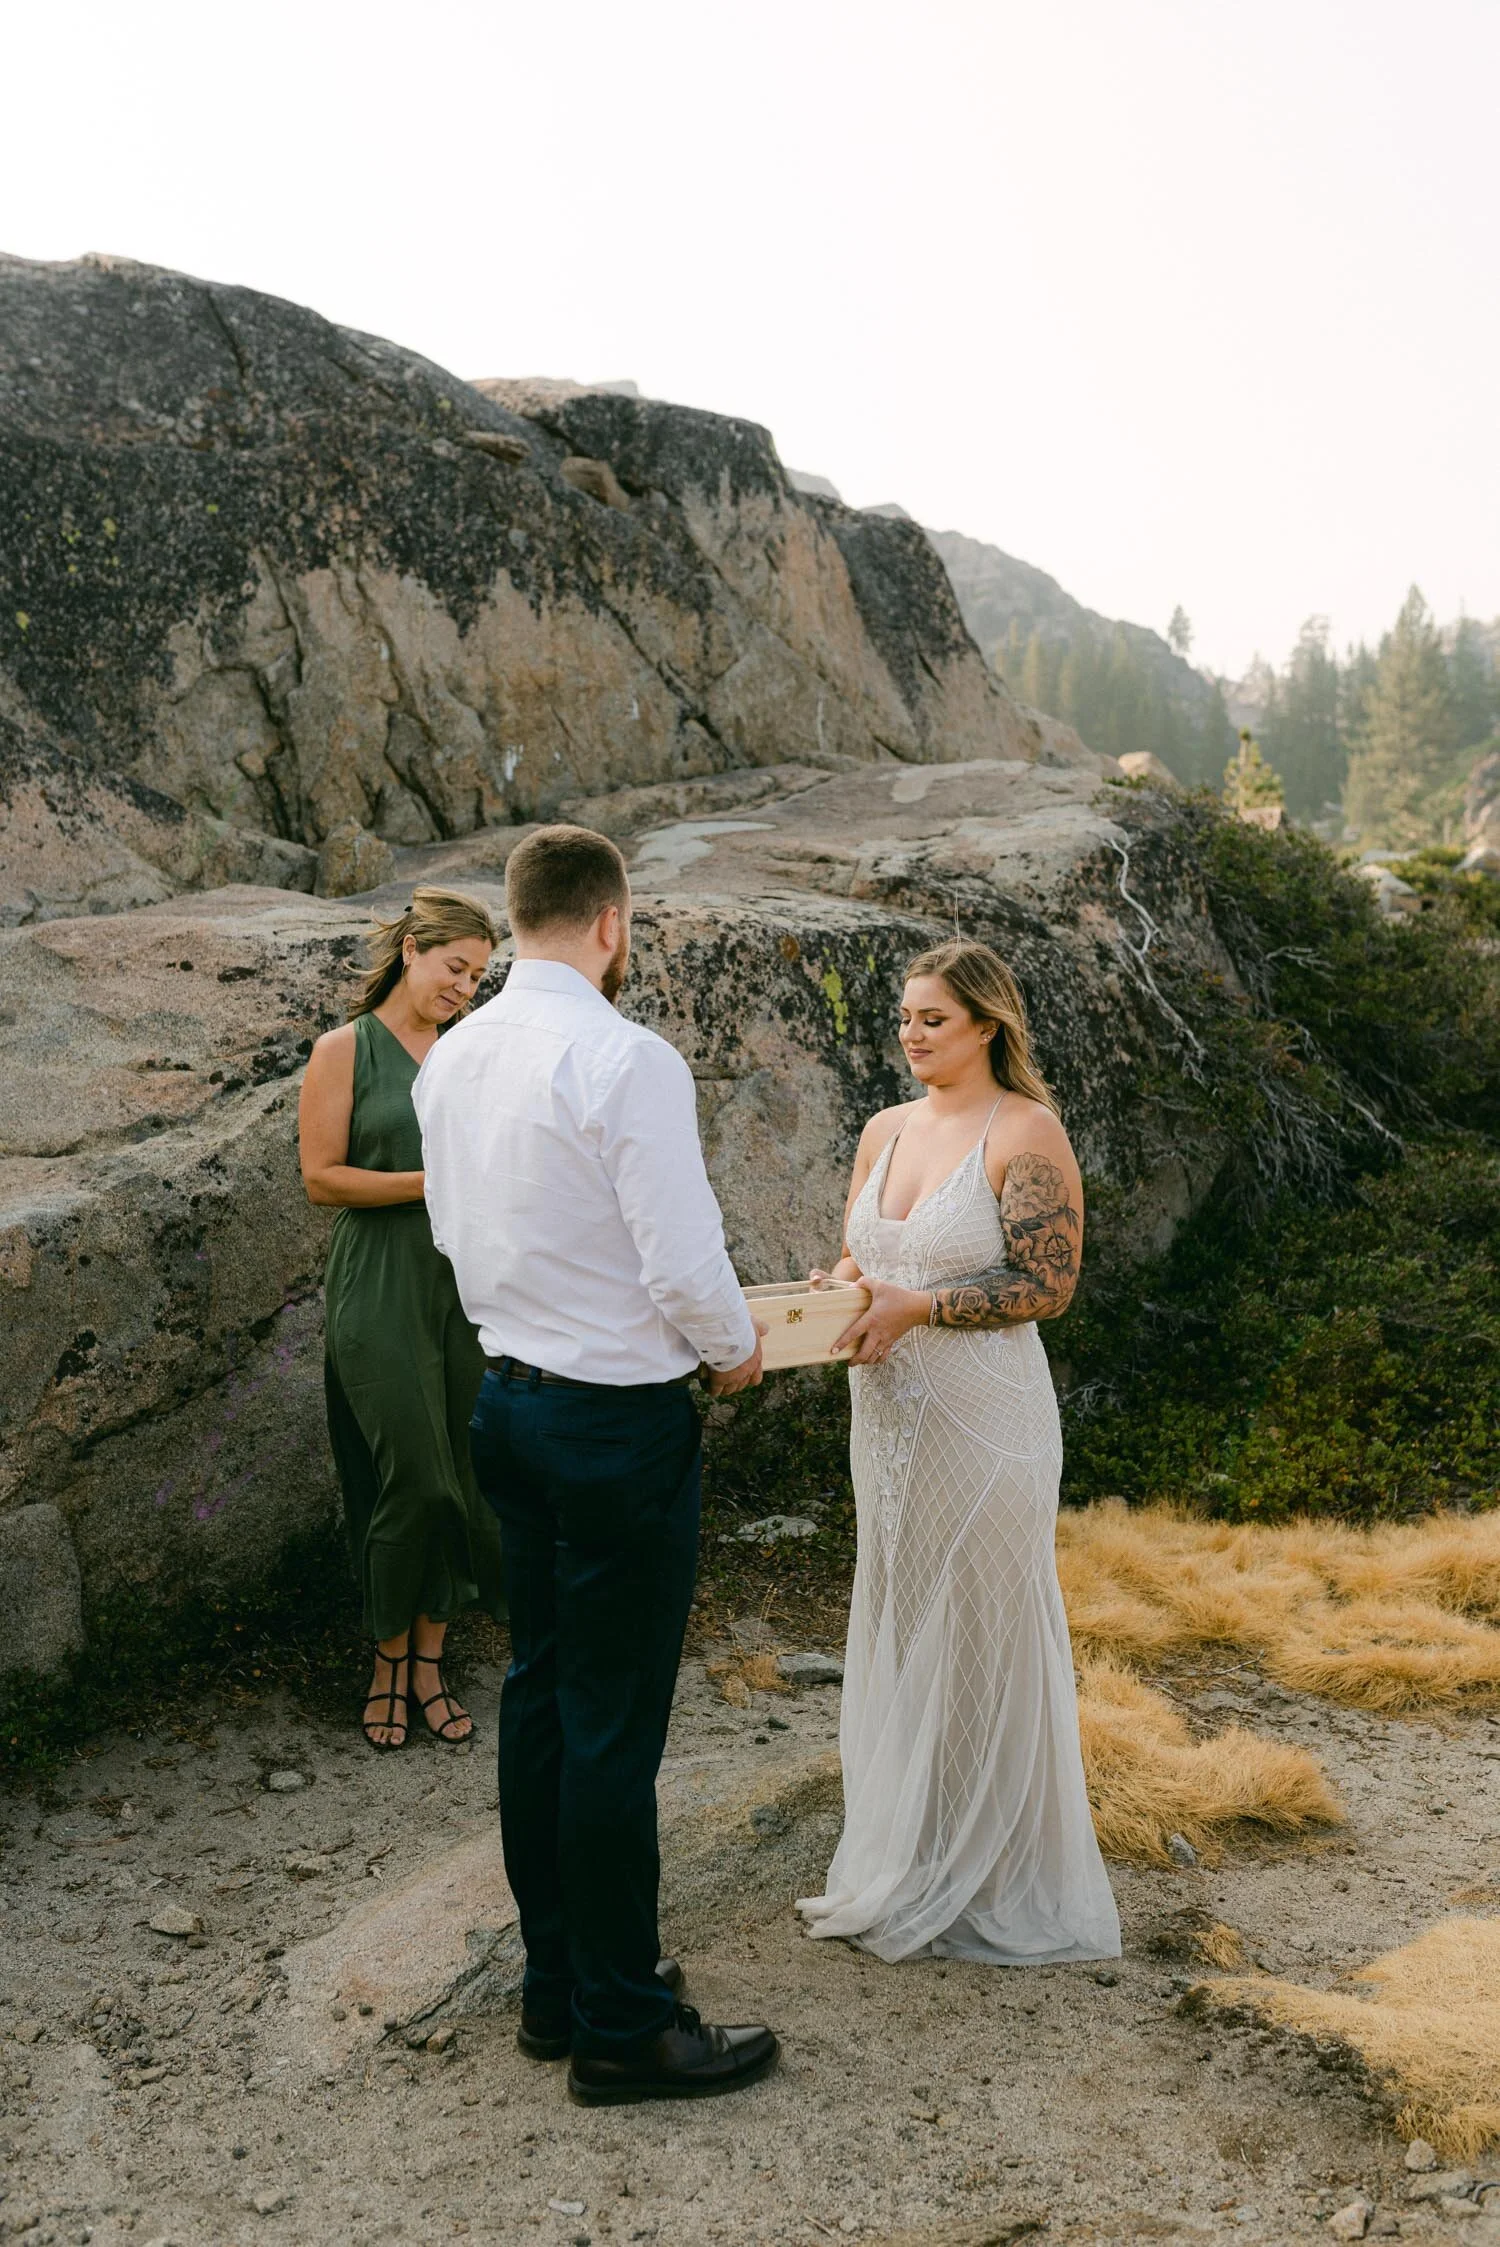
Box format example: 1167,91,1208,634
413,824,778,2105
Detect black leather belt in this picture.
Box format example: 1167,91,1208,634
485,1355,696,1391
486,1355,590,1388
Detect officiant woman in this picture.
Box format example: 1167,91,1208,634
298,886,505,1750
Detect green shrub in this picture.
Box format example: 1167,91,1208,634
1057,1136,1500,1523
1181,806,1500,1136
1387,845,1500,938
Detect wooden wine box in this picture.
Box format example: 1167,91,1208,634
742,1280,871,1371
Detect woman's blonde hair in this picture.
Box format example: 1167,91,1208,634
351,886,498,1019
904,939,1059,1114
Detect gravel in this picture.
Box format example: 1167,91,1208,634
4,1660,1498,2243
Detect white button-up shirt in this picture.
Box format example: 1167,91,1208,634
412,958,757,1384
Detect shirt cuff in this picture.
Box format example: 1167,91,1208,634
696,1297,760,1372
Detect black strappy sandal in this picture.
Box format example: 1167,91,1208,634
362,1648,409,1751
410,1654,473,1745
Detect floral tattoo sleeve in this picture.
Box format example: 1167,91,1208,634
929,1151,1082,1329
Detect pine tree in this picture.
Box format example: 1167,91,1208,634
1178,677,1235,790
1167,606,1194,658
1224,729,1285,814
995,619,1029,689
1261,617,1343,818
1448,617,1498,753
1343,587,1460,849
1339,640,1378,765
989,610,1230,786
1068,632,1105,747
1055,639,1082,732
1018,629,1061,715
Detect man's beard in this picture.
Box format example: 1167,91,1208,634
601,930,631,1003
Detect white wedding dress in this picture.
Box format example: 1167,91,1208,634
797,1114,1120,1964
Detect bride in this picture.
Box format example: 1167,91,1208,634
797,939,1120,1965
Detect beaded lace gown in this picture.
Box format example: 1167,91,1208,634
797,1116,1120,1964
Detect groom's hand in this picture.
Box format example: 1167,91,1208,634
708,1321,767,1395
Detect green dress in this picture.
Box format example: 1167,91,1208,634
323,1012,504,1640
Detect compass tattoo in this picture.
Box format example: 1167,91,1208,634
929,1151,1082,1329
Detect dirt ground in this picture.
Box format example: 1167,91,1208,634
3,1631,1499,2247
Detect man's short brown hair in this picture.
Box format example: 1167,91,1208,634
505,823,630,935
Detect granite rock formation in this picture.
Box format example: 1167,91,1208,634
1,755,1243,1646
0,1502,85,1678
0,708,317,926
0,254,1084,928
0,254,1269,1679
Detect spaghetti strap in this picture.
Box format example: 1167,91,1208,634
975,1091,1006,1159
876,1097,1005,1224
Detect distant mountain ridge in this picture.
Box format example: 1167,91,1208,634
782,476,1226,750
926,527,1220,724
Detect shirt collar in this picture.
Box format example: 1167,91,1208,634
503,957,612,1006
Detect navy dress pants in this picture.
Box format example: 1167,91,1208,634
469,1365,701,2057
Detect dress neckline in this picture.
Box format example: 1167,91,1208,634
874,1096,1006,1223
366,1010,431,1074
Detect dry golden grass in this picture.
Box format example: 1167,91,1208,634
1203,1917,1500,2160
706,1650,791,1707
1193,1919,1249,1971
1076,1657,1343,1865
704,1630,1339,1865
1058,1502,1500,1711
699,1502,1500,1864
1144,1905,1250,1970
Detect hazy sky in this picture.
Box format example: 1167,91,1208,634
7,0,1497,677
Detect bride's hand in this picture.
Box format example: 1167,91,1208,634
833,1277,932,1366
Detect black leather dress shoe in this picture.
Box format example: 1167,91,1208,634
516,1957,684,2061
567,2002,779,2105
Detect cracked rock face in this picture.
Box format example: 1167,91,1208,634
0,253,1076,924
0,760,1233,1642
0,256,1221,1659
0,1501,84,1675
0,709,318,928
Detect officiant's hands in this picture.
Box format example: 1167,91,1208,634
830,1277,933,1366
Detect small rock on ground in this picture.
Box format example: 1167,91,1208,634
1329,2198,1372,2240
1406,2139,1439,2170
729,1515,820,1543
777,1651,845,1686
148,1906,203,1938
266,1770,305,1792
1167,1833,1199,1867
1408,2172,1473,2202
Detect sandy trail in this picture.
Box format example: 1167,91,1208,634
2,1647,1497,2247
